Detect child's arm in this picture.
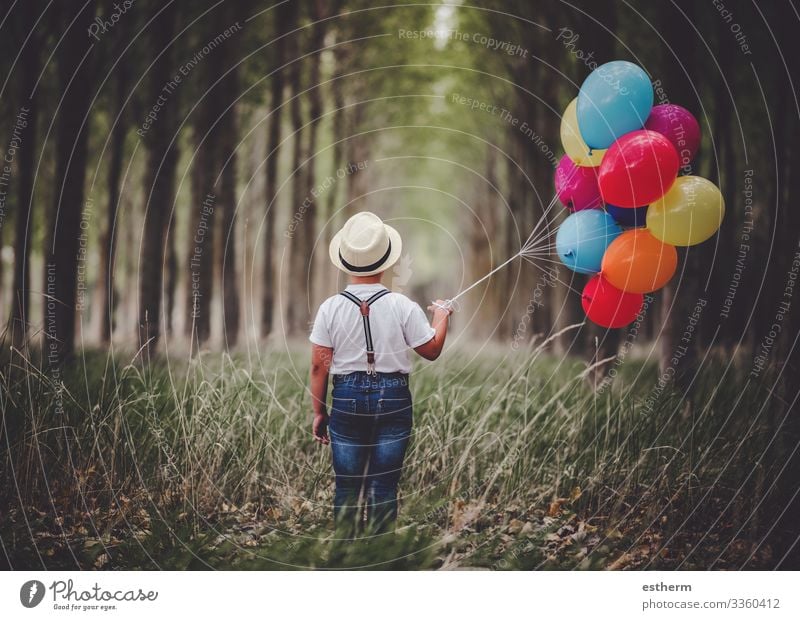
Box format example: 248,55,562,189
310,344,333,444
414,300,452,361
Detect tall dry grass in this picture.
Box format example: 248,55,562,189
0,339,795,569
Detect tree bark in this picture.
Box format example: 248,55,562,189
657,0,701,386
322,41,346,300
44,1,97,363
165,210,177,335
186,115,217,350
300,0,327,323
138,2,180,358
468,144,501,339
285,3,306,336
261,0,292,337
9,2,40,349
218,61,241,348
185,14,235,351
97,60,128,345
345,104,368,216
530,15,561,340
501,133,525,341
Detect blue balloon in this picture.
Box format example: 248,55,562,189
556,210,622,274
576,61,654,150
606,204,649,228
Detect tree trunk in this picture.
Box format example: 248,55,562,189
261,0,292,337
185,14,234,351
501,134,525,341
345,104,368,216
9,3,40,349
530,20,561,341
45,1,97,364
97,61,128,345
657,0,701,385
778,8,800,381
300,0,327,323
468,145,501,339
285,4,306,337
218,64,241,348
165,210,177,335
322,42,346,300
138,2,180,358
186,119,217,350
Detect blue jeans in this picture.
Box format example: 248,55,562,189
329,372,412,534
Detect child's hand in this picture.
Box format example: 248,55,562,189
312,412,329,445
427,299,454,316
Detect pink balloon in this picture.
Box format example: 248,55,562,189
554,155,603,211
644,104,701,170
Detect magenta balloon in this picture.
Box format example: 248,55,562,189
644,104,701,170
554,155,603,211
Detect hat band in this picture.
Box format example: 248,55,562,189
339,240,392,273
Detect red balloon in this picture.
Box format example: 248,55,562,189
581,274,644,328
598,130,679,208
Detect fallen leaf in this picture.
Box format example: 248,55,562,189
548,498,567,517
608,552,631,570
507,519,524,535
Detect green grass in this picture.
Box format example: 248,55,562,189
0,342,796,570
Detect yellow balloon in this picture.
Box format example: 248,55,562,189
647,176,725,246
560,98,606,167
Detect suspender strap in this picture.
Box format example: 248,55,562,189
339,289,392,376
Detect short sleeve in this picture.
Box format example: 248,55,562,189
403,301,436,348
309,302,332,347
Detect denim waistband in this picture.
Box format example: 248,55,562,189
332,371,409,388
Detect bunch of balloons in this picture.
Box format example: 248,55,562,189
554,60,725,328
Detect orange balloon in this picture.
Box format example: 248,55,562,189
601,229,677,293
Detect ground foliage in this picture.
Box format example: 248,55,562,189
0,346,795,570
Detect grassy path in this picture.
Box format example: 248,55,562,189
0,347,793,569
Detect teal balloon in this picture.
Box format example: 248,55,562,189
556,210,622,274
577,61,654,150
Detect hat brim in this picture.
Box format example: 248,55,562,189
328,223,403,276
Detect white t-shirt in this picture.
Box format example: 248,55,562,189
309,284,435,374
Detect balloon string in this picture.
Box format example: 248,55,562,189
446,155,590,310
521,193,561,252
522,255,585,296
447,187,570,307
448,251,524,304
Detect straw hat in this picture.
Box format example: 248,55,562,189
328,212,402,276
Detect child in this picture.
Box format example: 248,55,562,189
309,211,451,534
